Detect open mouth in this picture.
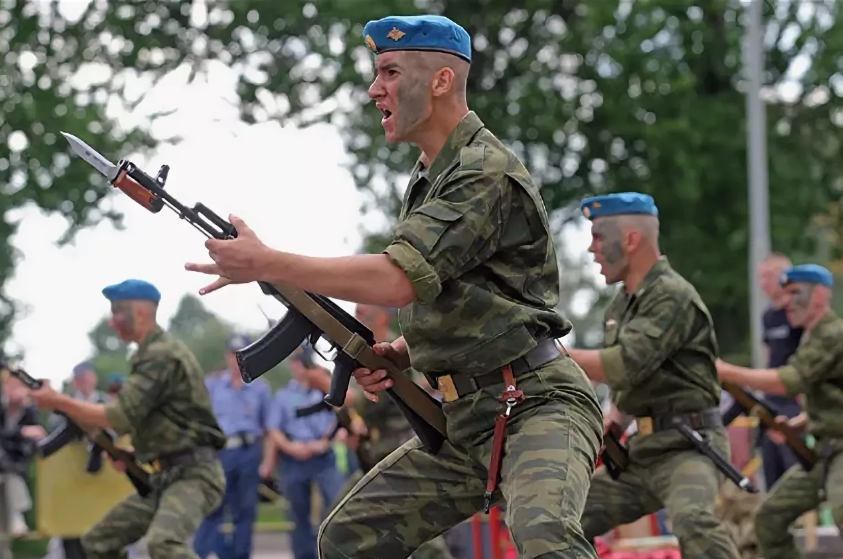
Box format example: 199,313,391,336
379,107,393,124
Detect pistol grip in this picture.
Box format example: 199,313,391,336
324,356,353,408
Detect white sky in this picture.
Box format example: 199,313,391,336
5,59,374,384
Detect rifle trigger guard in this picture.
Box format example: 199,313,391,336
342,333,369,361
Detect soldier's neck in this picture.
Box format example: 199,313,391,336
623,251,661,295
131,321,157,346
417,105,470,169
805,306,830,332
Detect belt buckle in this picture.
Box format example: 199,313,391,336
438,375,459,403
637,417,653,437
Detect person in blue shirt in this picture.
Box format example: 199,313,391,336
193,333,273,559
266,345,344,559
757,253,804,489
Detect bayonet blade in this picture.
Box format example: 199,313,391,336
61,132,118,180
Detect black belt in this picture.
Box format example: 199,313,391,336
434,339,565,402
637,408,722,437
153,446,217,472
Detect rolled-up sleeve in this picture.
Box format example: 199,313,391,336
777,335,839,396
105,360,170,435
598,290,692,391
384,169,507,304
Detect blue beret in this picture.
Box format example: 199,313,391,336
106,373,125,385
580,192,659,220
362,15,472,63
227,333,252,352
779,264,834,288
102,279,161,303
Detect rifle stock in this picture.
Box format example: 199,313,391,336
84,151,449,454
721,381,816,470
4,366,153,496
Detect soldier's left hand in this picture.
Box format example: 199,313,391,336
26,381,61,409
185,215,274,295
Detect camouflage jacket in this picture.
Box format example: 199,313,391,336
104,326,226,463
778,310,843,440
599,257,721,417
383,111,571,376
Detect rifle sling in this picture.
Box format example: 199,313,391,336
269,283,447,438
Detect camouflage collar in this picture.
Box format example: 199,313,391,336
629,256,672,299
420,110,485,186
131,325,166,365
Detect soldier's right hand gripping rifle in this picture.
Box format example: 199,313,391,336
61,132,448,454
1,364,153,497
721,381,816,470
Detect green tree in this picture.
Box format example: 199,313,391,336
213,0,843,356
168,294,232,375
0,1,208,349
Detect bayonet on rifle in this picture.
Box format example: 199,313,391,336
62,132,448,454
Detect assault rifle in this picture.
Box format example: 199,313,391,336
721,381,816,470
62,132,448,454
1,364,152,496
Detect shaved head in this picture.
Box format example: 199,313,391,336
405,51,469,98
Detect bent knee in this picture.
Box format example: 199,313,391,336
671,508,722,537
146,532,188,559
317,518,343,559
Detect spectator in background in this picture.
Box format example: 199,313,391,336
0,372,45,534
757,253,804,490
194,333,274,559
267,345,345,559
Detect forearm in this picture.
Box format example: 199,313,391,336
568,348,608,383
259,251,416,308
717,360,789,395
52,397,111,430
261,436,276,467
268,430,298,455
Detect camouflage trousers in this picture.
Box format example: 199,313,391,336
317,358,604,559
755,449,843,559
337,468,456,559
581,428,741,559
82,460,225,559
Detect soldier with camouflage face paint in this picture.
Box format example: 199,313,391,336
183,13,605,559
25,279,227,559
567,192,741,559
717,264,843,559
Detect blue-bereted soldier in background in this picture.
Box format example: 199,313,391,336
266,345,344,559
194,333,273,559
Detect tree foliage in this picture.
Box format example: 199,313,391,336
0,0,212,348
6,0,843,359
203,0,843,355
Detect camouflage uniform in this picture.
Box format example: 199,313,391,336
581,257,741,559
338,385,456,559
754,310,843,559
317,111,604,559
82,326,227,559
